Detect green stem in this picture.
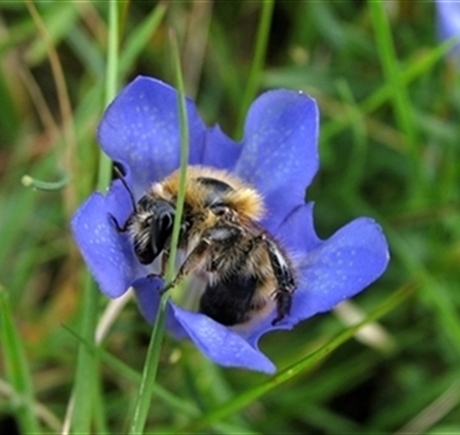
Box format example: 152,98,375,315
97,0,119,192
70,2,119,433
235,0,274,139
0,286,41,434
70,274,99,433
128,30,190,435
21,172,70,191
368,0,420,197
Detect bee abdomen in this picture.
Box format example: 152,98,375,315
199,275,258,326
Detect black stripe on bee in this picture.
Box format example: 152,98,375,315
200,275,259,326
196,177,234,209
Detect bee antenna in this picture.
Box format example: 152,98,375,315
113,164,137,212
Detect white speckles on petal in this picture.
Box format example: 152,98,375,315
97,76,206,192
71,187,144,298
77,76,391,373
234,90,320,230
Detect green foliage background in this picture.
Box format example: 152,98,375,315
0,1,459,434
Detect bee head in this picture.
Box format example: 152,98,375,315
112,165,176,265
130,195,176,265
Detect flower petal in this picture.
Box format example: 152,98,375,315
133,276,276,373
275,202,321,253
170,306,276,374
74,74,391,374
235,90,319,231
97,76,206,193
288,217,390,326
71,180,144,297
201,125,242,170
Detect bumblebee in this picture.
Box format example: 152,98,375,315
112,166,296,327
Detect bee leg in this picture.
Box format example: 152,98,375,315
262,236,296,325
271,292,292,325
159,239,211,295
160,225,241,295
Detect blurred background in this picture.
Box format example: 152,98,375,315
1,1,460,434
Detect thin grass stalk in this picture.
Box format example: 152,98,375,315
235,0,274,139
128,30,190,434
64,2,119,433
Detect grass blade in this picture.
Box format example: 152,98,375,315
128,29,190,435
66,2,119,433
318,38,458,144
0,286,41,434
369,1,420,192
235,0,274,139
119,3,168,77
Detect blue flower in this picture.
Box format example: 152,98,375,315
71,76,389,374
435,0,460,60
